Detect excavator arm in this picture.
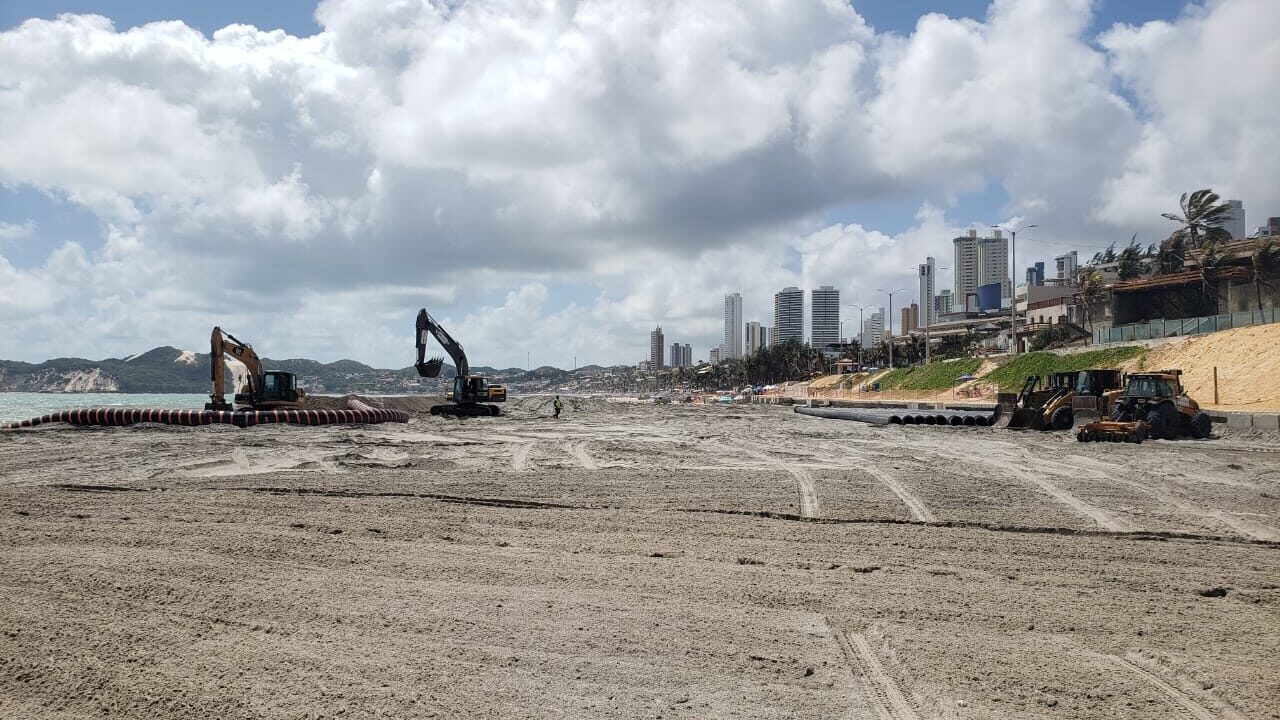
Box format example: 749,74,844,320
415,309,469,378
209,327,265,409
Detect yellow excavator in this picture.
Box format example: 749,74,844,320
205,327,306,411
415,309,507,417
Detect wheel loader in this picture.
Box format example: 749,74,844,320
1006,369,1124,431
1077,369,1212,443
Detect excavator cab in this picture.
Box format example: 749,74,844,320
260,372,300,403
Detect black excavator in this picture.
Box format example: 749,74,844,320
415,309,508,417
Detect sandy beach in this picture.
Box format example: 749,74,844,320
2,397,1278,719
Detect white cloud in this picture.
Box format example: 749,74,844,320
0,0,1276,368
0,220,36,240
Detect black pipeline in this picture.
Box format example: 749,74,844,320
794,405,1000,427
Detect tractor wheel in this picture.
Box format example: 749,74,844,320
1144,410,1166,440
1189,411,1212,439
1077,430,1089,442
1050,407,1074,431
1158,402,1181,440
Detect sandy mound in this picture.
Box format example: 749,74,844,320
1129,324,1280,410
307,394,445,415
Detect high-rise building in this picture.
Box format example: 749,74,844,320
723,293,743,359
935,289,953,318
810,286,840,349
746,321,766,354
669,343,685,368
955,229,1010,301
977,229,1010,300
1055,251,1078,282
918,256,935,328
709,347,721,364
773,287,804,345
953,229,980,299
1223,199,1245,240
1270,217,1280,236
649,326,664,369
860,308,884,350
901,303,919,334
1025,261,1045,287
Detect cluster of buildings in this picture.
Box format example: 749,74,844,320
638,198,1278,369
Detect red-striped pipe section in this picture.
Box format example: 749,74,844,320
1,398,409,430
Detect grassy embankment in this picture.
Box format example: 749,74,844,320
876,358,983,391
982,347,1147,391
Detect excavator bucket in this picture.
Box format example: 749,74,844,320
416,357,445,378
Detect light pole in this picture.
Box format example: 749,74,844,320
992,223,1037,355
875,288,906,368
844,304,867,370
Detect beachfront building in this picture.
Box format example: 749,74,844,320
773,287,803,345
723,293,743,359
860,308,884,350
955,229,1010,301
1055,251,1078,282
745,321,767,354
810,286,839,349
709,347,721,364
649,326,664,369
918,256,935,328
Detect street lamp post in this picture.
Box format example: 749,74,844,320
845,304,867,370
992,223,1036,355
875,288,906,368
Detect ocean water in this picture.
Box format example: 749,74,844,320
0,393,211,423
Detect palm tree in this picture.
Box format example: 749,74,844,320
1117,234,1145,280
1076,268,1105,333
1251,237,1280,310
1162,189,1233,251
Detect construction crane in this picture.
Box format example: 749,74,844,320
415,309,507,417
205,327,306,411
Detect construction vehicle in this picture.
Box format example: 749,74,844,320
1006,369,1124,430
1077,369,1212,442
415,309,507,417
205,327,306,411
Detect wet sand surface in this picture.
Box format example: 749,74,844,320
2,397,1279,719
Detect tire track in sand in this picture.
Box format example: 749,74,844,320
1104,655,1224,720
842,448,935,523
739,447,818,517
570,441,598,470
830,623,920,720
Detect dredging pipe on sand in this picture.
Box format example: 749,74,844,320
794,406,1000,427
1,397,409,430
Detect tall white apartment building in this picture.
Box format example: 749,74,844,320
860,308,885,350
810,286,840,349
773,287,804,345
723,293,743,359
955,229,1011,300
1055,250,1078,282
918,256,935,328
746,321,767,354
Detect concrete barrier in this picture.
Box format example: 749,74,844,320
1225,413,1254,431
1251,414,1280,432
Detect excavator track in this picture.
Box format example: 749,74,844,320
430,403,501,418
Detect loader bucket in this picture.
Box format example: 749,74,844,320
1005,407,1045,430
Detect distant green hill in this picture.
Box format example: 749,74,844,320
0,347,628,394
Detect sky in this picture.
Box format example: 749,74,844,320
1,0,1278,369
